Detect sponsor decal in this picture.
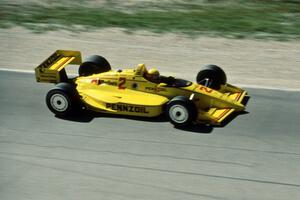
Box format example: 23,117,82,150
38,52,60,69
105,80,118,86
91,79,117,86
106,103,149,113
91,79,99,84
145,87,166,92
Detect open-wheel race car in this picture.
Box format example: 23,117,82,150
35,50,248,127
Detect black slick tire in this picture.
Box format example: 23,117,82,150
46,83,79,116
196,64,227,90
166,96,197,127
78,55,111,76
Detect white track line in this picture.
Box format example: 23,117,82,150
0,68,34,74
237,84,300,92
1,68,300,92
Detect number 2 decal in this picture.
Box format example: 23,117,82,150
199,86,213,93
118,77,126,89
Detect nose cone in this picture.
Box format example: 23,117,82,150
234,102,246,111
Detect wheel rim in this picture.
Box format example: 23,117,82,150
169,105,189,124
50,94,68,112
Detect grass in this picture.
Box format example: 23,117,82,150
0,0,299,40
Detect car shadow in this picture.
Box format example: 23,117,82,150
174,124,214,134
55,110,168,123
55,108,250,134
55,110,95,123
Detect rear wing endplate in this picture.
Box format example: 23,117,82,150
35,50,82,83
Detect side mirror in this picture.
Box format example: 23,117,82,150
158,83,167,87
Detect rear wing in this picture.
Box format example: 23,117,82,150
35,50,82,83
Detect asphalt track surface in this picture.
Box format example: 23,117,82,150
0,71,300,200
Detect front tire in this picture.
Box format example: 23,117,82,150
166,96,197,127
46,83,79,116
196,65,227,90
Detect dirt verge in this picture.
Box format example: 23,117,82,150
1,27,299,89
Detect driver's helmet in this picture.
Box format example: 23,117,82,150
146,68,160,80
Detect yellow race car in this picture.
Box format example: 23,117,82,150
35,50,248,126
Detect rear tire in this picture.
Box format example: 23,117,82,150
166,96,197,127
196,65,227,90
78,55,111,76
46,83,80,116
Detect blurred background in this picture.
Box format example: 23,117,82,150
1,0,299,39
0,0,299,89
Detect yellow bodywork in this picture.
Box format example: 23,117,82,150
76,83,169,117
35,50,248,125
